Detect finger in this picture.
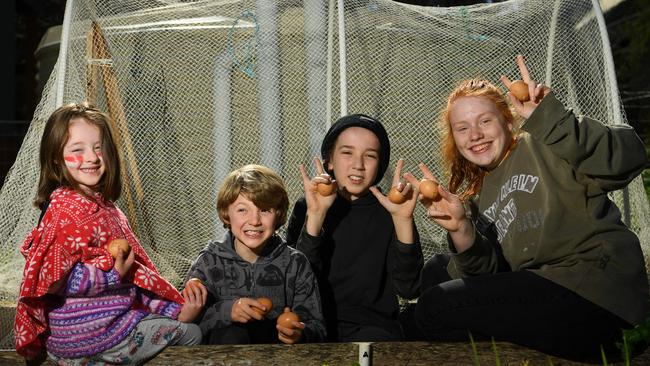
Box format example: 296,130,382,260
250,299,265,313
299,164,311,184
401,182,414,197
314,174,332,185
533,83,547,103
500,75,512,89
392,159,404,186
418,163,437,181
198,283,208,304
506,92,523,109
368,186,388,204
314,156,325,175
516,54,532,83
403,172,420,187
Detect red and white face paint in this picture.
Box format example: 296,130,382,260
62,118,106,193
63,154,84,169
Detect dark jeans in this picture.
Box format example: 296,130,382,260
413,254,633,362
205,319,278,344
337,320,404,342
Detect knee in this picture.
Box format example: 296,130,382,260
178,323,203,346
421,254,452,289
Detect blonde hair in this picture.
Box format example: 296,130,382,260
440,79,518,200
217,164,289,229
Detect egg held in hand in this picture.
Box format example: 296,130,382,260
509,80,530,102
317,181,337,196
107,239,131,259
388,186,407,204
419,179,440,201
276,308,300,328
254,297,273,316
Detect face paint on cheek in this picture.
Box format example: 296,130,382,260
64,155,83,169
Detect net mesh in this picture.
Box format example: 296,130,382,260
2,0,649,349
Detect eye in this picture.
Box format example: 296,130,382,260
365,153,378,160
480,119,491,125
261,208,274,215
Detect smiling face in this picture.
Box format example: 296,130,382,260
62,118,106,194
226,193,277,261
449,96,514,170
327,127,381,200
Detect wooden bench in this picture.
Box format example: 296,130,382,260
2,341,649,365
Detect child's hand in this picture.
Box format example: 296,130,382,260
405,163,475,252
113,245,135,279
181,278,208,307
300,158,337,214
231,297,264,323
178,282,205,323
500,54,551,119
370,158,418,220
276,307,305,344
299,158,338,236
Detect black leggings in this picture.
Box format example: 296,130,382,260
415,254,632,362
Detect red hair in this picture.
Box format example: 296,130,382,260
440,79,518,200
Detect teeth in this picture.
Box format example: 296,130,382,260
471,143,489,152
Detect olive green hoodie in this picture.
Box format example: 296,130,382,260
448,92,649,325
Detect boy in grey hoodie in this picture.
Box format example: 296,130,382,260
184,164,326,344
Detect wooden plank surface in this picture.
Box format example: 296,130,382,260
2,341,649,366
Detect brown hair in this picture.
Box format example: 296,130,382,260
217,164,289,230
36,102,121,208
440,79,518,200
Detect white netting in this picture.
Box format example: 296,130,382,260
1,0,649,350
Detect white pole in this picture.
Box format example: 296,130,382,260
590,0,622,126
590,0,630,226
55,0,75,107
326,0,335,128
337,0,348,116
544,0,562,86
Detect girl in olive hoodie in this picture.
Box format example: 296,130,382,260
406,55,649,361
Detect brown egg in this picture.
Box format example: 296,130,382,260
188,277,203,285
387,186,407,204
108,239,131,259
186,278,203,289
509,80,530,102
419,179,440,201
317,181,337,196
254,297,273,316
276,308,300,328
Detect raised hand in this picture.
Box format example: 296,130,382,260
299,157,338,236
370,158,418,244
370,158,417,220
500,54,551,119
404,163,475,252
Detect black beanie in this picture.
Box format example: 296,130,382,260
320,114,390,186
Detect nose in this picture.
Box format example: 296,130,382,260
469,126,483,141
85,149,101,163
352,153,365,171
248,209,262,225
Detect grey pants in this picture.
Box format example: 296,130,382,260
48,314,202,365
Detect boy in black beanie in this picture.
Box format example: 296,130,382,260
285,114,424,341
